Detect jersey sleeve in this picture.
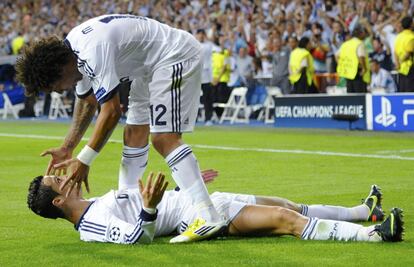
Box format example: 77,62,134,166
79,209,157,245
81,43,121,104
75,75,93,98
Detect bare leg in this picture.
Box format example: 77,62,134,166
228,205,308,237
228,205,383,242
255,196,301,212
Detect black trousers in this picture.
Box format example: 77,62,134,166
201,83,214,121
346,72,367,93
292,70,317,94
399,66,414,92
214,82,232,117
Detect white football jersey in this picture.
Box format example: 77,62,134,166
76,189,191,244
65,14,201,103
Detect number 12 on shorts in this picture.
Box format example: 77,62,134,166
150,104,167,126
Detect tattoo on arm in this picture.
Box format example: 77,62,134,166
62,96,97,151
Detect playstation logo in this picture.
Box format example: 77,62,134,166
375,97,396,127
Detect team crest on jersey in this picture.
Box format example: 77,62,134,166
109,227,121,241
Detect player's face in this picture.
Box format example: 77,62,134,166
50,58,83,94
42,175,82,198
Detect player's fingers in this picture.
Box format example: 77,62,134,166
138,179,144,193
59,175,73,191
154,172,164,190
84,176,90,193
40,149,53,157
54,161,69,169
160,181,169,195
45,163,54,175
65,182,76,197
146,172,154,190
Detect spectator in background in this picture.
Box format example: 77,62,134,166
394,16,414,92
369,37,393,71
288,35,298,51
310,23,330,73
337,25,370,93
370,59,397,94
234,47,254,88
289,37,316,94
212,35,231,116
196,29,215,126
328,20,345,73
271,35,291,94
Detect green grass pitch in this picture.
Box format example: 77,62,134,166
1,120,413,266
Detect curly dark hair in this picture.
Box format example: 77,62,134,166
15,36,73,96
27,175,65,219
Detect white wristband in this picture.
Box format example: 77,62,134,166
77,145,98,166
142,207,157,214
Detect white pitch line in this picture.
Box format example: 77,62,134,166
376,149,414,154
1,132,414,161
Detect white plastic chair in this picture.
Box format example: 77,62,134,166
257,86,282,124
48,92,71,119
219,87,249,124
1,92,23,119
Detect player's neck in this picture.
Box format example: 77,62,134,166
65,199,93,225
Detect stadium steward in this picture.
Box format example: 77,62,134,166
337,24,371,93
394,16,414,92
289,37,316,94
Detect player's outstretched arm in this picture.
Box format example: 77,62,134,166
56,91,122,196
41,94,98,175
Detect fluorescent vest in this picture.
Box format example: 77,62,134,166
212,49,230,83
337,38,370,83
289,48,314,85
395,29,414,75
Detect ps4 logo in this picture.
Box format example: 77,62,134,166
375,97,396,127
403,99,414,126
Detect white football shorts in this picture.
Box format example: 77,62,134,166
126,55,202,133
152,190,256,236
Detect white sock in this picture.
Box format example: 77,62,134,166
118,144,149,190
300,204,369,221
301,218,382,242
166,144,221,223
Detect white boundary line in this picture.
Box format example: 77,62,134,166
1,132,414,161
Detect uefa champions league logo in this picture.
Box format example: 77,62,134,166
109,227,121,241
375,97,396,127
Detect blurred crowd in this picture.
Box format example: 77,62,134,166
1,0,414,118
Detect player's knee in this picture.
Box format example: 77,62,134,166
285,202,301,212
271,207,296,225
124,125,149,147
151,133,182,157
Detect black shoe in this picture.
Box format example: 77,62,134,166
364,185,385,222
374,208,404,242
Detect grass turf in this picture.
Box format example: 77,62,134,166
0,120,413,266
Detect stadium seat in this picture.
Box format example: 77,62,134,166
219,87,249,124
1,92,24,119
48,92,71,120
257,86,282,124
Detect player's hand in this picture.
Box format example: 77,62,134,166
139,172,169,209
41,146,72,175
201,169,219,184
54,158,90,197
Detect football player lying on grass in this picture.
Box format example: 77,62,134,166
27,170,404,244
